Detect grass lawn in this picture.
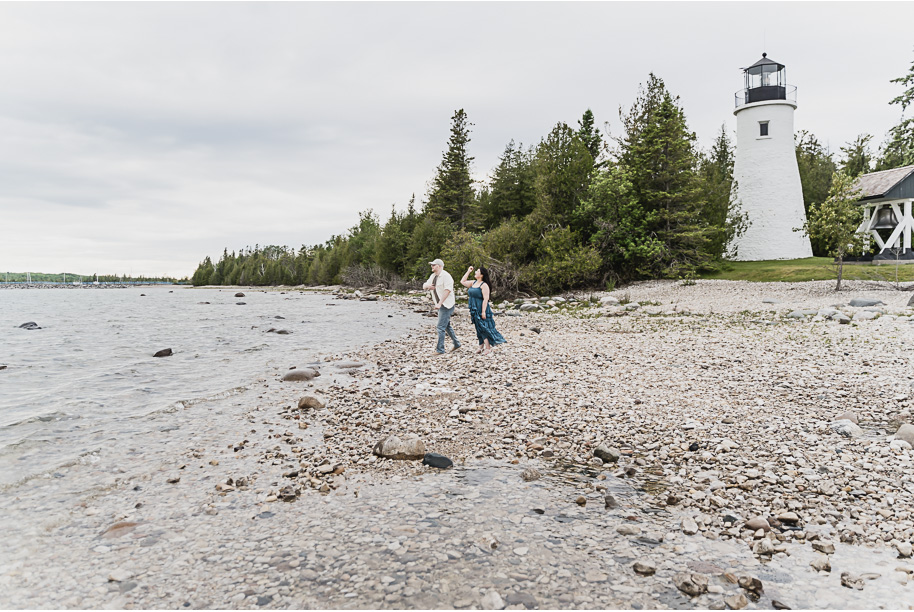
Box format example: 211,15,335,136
700,257,914,283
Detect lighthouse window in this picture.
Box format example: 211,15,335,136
759,121,769,137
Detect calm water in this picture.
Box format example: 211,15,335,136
0,286,421,489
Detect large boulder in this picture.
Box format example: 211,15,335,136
830,419,863,437
895,423,914,446
372,435,426,460
593,444,621,463
282,368,320,382
297,394,326,410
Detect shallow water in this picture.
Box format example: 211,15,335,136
0,286,420,488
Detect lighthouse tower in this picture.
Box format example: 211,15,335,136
731,54,812,260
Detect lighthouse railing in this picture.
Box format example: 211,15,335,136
735,84,796,108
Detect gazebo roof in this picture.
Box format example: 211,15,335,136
855,164,914,200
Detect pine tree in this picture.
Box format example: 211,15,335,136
795,131,837,255
840,134,873,176
577,109,603,162
617,73,717,277
427,109,476,228
534,122,594,228
483,140,536,228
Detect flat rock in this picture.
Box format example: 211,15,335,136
812,541,835,555
853,310,880,321
422,453,453,469
681,516,699,535
18,321,41,330
153,348,173,358
834,411,859,424
282,368,320,382
334,361,365,369
849,298,884,307
725,593,748,610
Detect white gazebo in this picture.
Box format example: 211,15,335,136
854,164,914,262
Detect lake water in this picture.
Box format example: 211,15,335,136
0,286,421,490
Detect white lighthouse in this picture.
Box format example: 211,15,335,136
731,54,812,261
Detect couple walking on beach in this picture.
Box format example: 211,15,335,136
422,259,506,356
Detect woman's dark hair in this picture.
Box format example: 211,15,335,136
478,266,493,292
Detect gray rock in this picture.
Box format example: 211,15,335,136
896,423,914,446
673,572,708,597
600,296,620,306
480,590,504,610
761,298,782,304
297,395,326,410
849,298,884,307
724,593,748,610
738,576,763,594
593,444,621,463
153,348,173,358
519,304,540,312
896,542,913,558
835,411,859,424
617,524,640,536
604,493,618,509
681,517,699,535
108,569,133,582
753,538,775,555
282,368,320,382
834,314,852,324
745,517,770,532
841,572,864,590
372,435,426,460
520,468,542,482
830,419,863,438
234,292,245,297
633,560,656,575
853,310,880,321
812,541,836,555
787,310,810,319
810,555,831,572
504,592,537,609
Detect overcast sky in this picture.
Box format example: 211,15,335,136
1,2,912,278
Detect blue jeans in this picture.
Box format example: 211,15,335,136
436,305,461,353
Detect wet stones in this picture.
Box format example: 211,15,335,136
422,453,453,469
593,444,621,463
297,394,326,410
153,348,173,358
673,572,708,596
282,367,320,382
372,435,426,460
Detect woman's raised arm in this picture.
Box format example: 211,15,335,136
459,266,475,288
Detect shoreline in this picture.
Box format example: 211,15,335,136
2,279,914,609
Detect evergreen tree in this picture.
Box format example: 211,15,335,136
534,122,594,229
840,134,873,176
795,131,837,256
427,109,476,228
617,73,717,277
877,50,914,170
698,125,746,258
577,109,603,162
482,140,536,228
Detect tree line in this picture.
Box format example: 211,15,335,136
192,60,914,294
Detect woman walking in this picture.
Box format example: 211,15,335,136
459,266,506,355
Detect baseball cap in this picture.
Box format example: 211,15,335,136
428,259,444,267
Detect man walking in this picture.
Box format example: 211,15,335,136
423,258,461,355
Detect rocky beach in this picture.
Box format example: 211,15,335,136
3,279,914,610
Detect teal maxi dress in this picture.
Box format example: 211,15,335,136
467,283,506,347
